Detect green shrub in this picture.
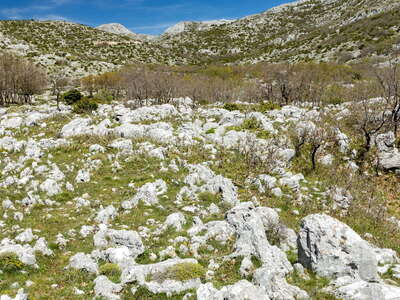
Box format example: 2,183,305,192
223,103,240,111
99,263,121,278
257,130,272,139
164,263,206,281
73,97,98,114
257,102,281,112
242,117,261,130
94,89,114,104
198,191,219,204
0,252,24,273
205,128,216,134
62,89,83,105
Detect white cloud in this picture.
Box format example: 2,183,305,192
1,0,74,19
34,14,71,21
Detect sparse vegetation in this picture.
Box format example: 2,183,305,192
0,252,24,273
1,1,400,299
155,263,206,282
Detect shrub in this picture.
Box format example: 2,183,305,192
257,102,281,112
242,117,261,130
94,89,114,104
0,52,46,105
198,191,219,204
164,263,206,281
223,103,240,111
205,128,216,134
62,89,83,105
0,252,24,273
73,97,98,114
99,263,121,278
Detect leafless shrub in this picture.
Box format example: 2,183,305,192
0,52,47,105
374,62,400,135
50,72,69,110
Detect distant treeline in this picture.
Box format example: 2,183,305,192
79,62,393,107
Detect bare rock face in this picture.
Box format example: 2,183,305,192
68,253,98,274
94,275,123,300
375,132,400,171
298,214,379,281
298,214,400,300
197,280,270,300
97,23,134,36
226,202,308,300
164,20,234,36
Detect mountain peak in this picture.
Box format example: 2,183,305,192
96,23,134,36
164,19,235,35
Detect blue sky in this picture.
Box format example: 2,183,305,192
0,0,294,35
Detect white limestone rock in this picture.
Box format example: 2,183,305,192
94,275,123,300
68,252,98,274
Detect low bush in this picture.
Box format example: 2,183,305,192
223,103,240,111
242,117,261,130
0,252,24,273
152,263,206,283
62,89,83,105
94,89,114,104
257,102,281,112
99,263,121,278
165,263,206,281
72,97,98,114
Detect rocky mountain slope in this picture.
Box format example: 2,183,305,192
97,23,136,36
159,0,400,64
0,20,171,77
0,96,400,299
163,20,235,36
97,23,155,41
1,0,400,75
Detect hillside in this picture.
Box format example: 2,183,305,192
160,0,400,64
1,0,400,76
0,20,171,77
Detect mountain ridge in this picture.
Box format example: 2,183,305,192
0,0,399,76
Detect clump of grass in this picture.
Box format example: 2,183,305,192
257,102,280,112
153,263,206,282
198,191,219,205
99,263,121,282
0,252,24,273
242,117,261,130
288,271,336,300
212,258,242,288
223,103,240,111
205,128,216,134
167,262,206,281
286,250,298,265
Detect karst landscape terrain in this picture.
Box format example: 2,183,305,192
1,0,400,299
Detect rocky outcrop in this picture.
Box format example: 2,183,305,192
226,202,308,300
298,214,400,299
376,132,400,171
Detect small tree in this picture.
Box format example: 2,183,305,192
50,73,69,111
81,75,95,98
374,61,400,135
